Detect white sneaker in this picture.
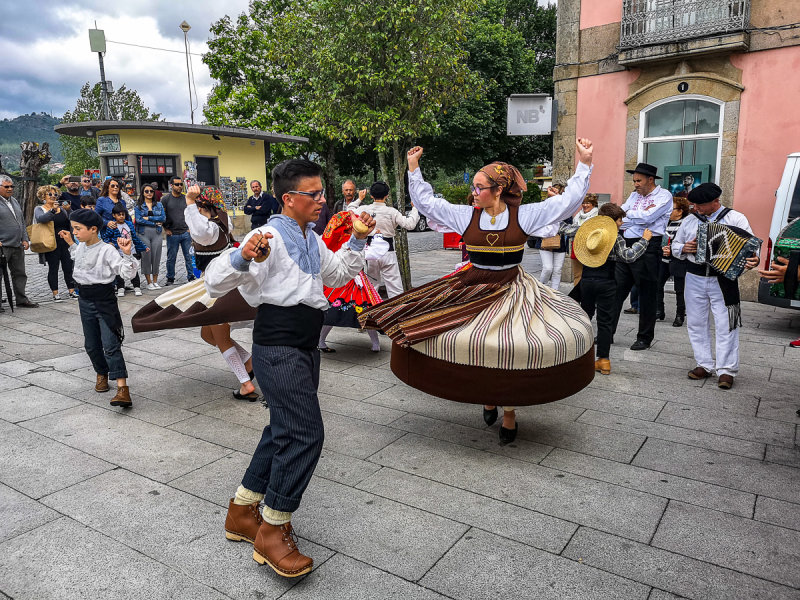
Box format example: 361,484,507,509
146,283,155,291
134,287,143,296
52,293,62,303
152,281,161,289
117,289,125,297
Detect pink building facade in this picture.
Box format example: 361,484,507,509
553,0,800,251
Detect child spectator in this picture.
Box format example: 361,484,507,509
80,197,97,210
59,209,139,408
572,203,652,375
102,203,148,296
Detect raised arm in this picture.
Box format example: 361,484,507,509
184,204,221,245
406,147,472,234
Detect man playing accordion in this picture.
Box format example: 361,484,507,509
671,183,760,390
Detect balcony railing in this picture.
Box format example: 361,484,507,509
620,0,750,49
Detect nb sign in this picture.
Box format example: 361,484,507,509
507,94,553,136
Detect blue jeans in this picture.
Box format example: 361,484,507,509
242,345,323,513
165,231,193,280
79,292,128,380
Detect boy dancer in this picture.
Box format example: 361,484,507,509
204,159,376,577
572,203,652,375
60,209,139,407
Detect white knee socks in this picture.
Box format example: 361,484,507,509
231,340,251,366
318,325,333,348
367,329,380,351
222,347,250,384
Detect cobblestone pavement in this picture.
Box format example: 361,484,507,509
0,246,798,600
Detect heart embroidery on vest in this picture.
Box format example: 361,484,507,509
486,233,499,246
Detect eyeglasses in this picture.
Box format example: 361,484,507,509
471,184,497,195
288,189,325,202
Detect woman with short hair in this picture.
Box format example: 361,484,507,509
34,184,76,301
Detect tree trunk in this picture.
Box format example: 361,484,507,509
20,141,52,225
377,150,389,190
391,139,412,292
323,141,337,210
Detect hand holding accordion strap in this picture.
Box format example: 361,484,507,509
695,215,762,331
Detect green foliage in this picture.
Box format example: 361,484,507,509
0,113,62,172
439,181,541,205
60,82,161,176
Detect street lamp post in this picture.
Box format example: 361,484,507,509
179,20,193,124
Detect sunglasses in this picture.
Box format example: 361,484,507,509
144,189,154,194
46,192,58,197
172,182,183,186
288,189,325,202
1,184,13,189
110,184,120,188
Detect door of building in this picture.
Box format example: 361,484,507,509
196,157,217,187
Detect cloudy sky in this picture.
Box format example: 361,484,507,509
1,0,555,123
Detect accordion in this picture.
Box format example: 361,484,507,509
769,217,800,300
696,222,762,281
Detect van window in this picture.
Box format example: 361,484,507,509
791,176,800,221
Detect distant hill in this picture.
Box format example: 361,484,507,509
0,113,62,172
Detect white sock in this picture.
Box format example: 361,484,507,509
231,341,251,365
233,485,264,506
222,347,250,384
367,329,380,351
319,325,333,348
261,505,292,526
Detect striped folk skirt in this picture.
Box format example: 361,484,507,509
359,266,595,406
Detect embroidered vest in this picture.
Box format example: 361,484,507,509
462,205,527,268
192,217,234,271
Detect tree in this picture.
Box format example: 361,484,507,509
207,0,477,290
60,83,161,176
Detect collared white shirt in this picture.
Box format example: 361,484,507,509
346,199,419,238
620,185,674,238
671,207,753,264
204,217,366,310
70,240,139,284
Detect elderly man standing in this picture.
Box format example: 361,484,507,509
0,175,39,309
672,183,759,390
611,162,673,350
244,180,280,230
333,180,357,213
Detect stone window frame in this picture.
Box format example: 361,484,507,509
637,94,725,184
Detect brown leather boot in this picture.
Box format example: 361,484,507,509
95,374,110,393
594,358,611,375
224,499,263,544
687,366,712,380
252,521,312,577
109,386,132,407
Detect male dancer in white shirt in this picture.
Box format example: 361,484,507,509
671,183,759,390
346,181,419,297
205,159,376,577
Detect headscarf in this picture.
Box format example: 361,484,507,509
478,161,528,207
195,187,227,223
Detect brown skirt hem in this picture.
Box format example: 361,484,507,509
390,343,595,406
131,289,256,333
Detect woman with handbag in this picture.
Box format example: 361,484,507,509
134,185,166,289
34,185,76,301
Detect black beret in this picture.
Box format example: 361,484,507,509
370,181,390,199
687,182,722,205
69,208,104,230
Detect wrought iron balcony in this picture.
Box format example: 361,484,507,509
620,0,750,49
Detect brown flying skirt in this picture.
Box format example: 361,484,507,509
131,282,256,333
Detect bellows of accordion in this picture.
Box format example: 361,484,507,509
696,222,762,281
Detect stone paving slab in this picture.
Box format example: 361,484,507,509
0,483,60,544
0,384,82,423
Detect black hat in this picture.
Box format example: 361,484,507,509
687,182,722,205
69,208,104,230
626,162,662,179
370,181,390,199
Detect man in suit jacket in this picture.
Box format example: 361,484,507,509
244,180,280,230
0,175,39,309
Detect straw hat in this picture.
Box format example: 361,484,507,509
573,216,619,268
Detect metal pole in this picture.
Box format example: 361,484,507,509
181,23,194,124
98,52,111,120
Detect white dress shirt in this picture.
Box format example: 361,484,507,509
70,240,139,284
204,220,366,310
346,199,419,238
184,204,234,245
620,185,674,238
671,207,753,264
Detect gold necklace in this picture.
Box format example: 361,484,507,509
488,206,506,225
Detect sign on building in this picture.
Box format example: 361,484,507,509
97,134,120,153
507,94,555,136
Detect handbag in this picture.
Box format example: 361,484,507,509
26,221,56,253
540,235,562,251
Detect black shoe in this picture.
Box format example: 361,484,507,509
187,277,196,282
499,423,518,444
656,311,665,321
16,300,39,308
630,340,650,351
483,407,498,426
166,278,175,286
672,314,684,327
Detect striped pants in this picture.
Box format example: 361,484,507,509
241,345,324,513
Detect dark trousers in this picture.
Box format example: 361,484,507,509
0,245,31,304
242,344,324,513
44,239,75,292
166,231,193,280
612,237,661,344
115,273,141,289
657,261,686,317
580,278,616,359
78,294,128,380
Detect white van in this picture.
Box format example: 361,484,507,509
758,152,800,309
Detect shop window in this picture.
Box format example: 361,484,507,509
639,97,722,182
139,156,175,175
107,157,126,177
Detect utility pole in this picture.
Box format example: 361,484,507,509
89,27,112,120
180,21,193,124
